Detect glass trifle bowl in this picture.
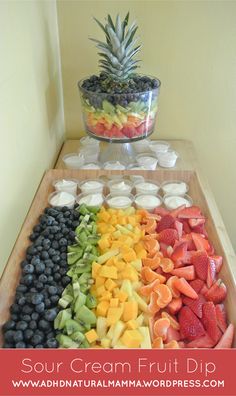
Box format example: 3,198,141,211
78,76,161,143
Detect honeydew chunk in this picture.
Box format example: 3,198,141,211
121,330,143,348
130,259,142,272
132,291,148,313
107,324,115,340
113,339,127,349
121,279,133,297
139,327,152,349
126,320,138,330
135,313,145,327
111,321,126,347
97,249,119,264
96,317,108,339
132,281,142,291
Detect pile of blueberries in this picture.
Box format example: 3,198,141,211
3,206,80,348
80,73,160,108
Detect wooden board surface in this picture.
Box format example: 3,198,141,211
0,169,235,347
55,139,198,171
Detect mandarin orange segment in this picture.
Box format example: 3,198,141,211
164,340,180,349
154,284,172,306
141,219,157,234
148,291,160,314
168,297,183,315
152,337,164,349
166,276,181,298
153,318,170,340
161,311,180,330
160,258,174,273
142,257,161,270
139,279,160,297
141,266,161,283
144,239,160,257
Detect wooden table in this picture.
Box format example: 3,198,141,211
55,139,198,171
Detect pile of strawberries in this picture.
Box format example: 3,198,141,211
153,205,234,348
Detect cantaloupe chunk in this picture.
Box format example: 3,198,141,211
122,301,138,322
95,276,106,287
99,291,112,301
110,298,119,308
96,285,106,296
121,330,143,348
107,307,123,325
99,265,118,279
96,301,109,317
115,260,126,271
92,262,102,278
122,248,137,262
126,319,138,330
98,237,110,250
85,329,98,343
104,278,117,291
115,290,128,302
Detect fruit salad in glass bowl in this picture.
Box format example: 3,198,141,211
79,75,160,142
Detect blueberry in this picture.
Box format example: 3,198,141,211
41,251,49,260
59,238,67,247
3,320,16,331
31,312,39,321
23,264,34,274
27,246,37,256
62,276,71,286
16,284,28,293
38,274,47,283
22,274,33,286
47,276,54,283
24,329,34,341
50,295,59,304
16,321,28,331
31,257,41,266
46,338,58,348
52,241,59,249
35,282,44,291
29,232,37,241
45,268,52,276
31,293,44,305
33,225,41,233
3,343,14,348
35,302,45,313
53,265,60,273
29,321,37,330
20,260,29,269
43,239,51,250
44,308,58,322
31,334,44,346
35,344,44,349
4,330,15,343
10,303,20,314
14,330,24,343
59,268,67,276
48,286,58,296
18,296,26,306
27,344,34,348
37,246,43,252
22,305,33,315
48,248,56,257
35,262,45,274
38,319,50,331
21,315,31,322
54,273,61,281
45,259,54,268
16,342,26,348
30,287,37,293
45,299,51,308
11,314,18,321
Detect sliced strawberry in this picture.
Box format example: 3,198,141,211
156,214,175,232
182,250,195,264
168,297,182,315
205,279,227,304
178,206,203,219
174,220,183,239
202,302,221,343
192,233,210,251
189,218,206,228
158,228,178,246
214,324,234,349
180,234,196,250
170,205,186,218
182,220,192,234
174,277,198,299
200,283,209,296
171,242,188,263
207,257,216,288
159,242,169,257
187,333,215,348
211,255,223,273
190,279,205,293
215,304,227,332
171,265,195,281
178,306,205,341
154,207,169,217
183,295,205,318
192,251,208,280
166,326,181,343
193,224,208,237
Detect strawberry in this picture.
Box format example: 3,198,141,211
154,207,169,217
170,205,186,218
178,206,204,219
205,279,227,304
158,228,178,246
174,277,198,299
178,306,205,341
193,224,208,237
166,326,181,343
182,220,192,234
171,265,195,281
156,214,175,232
187,333,215,348
202,302,221,343
171,242,188,263
200,283,209,296
182,251,195,264
192,233,210,251
174,220,183,239
180,234,196,250
214,324,234,349
189,218,206,228
183,295,205,318
215,304,227,332
211,255,223,273
192,251,209,280
168,297,182,315
207,257,216,288
159,242,169,257
190,279,205,293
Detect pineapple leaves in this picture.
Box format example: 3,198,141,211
93,17,110,44
115,14,122,42
107,14,116,31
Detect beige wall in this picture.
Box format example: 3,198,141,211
57,0,236,249
0,0,64,275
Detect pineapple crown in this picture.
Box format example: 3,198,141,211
90,12,141,81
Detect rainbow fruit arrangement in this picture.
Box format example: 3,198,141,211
78,13,160,141
3,202,234,349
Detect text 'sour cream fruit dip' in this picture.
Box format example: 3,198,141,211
80,163,100,169
108,180,132,196
103,161,126,170
54,179,78,196
77,193,104,207
135,194,162,211
80,180,104,193
135,180,159,195
106,194,133,209
62,153,84,169
49,191,75,209
161,181,188,196
164,194,193,210
136,153,158,170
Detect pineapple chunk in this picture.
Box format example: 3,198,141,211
116,290,128,302
133,291,148,313
139,327,152,349
99,265,118,279
122,301,138,322
96,301,109,317
95,276,106,287
97,249,119,264
111,320,126,347
96,317,108,339
110,298,119,308
92,262,102,278
126,319,138,330
107,307,123,326
121,330,143,348
104,278,117,291
101,337,111,348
